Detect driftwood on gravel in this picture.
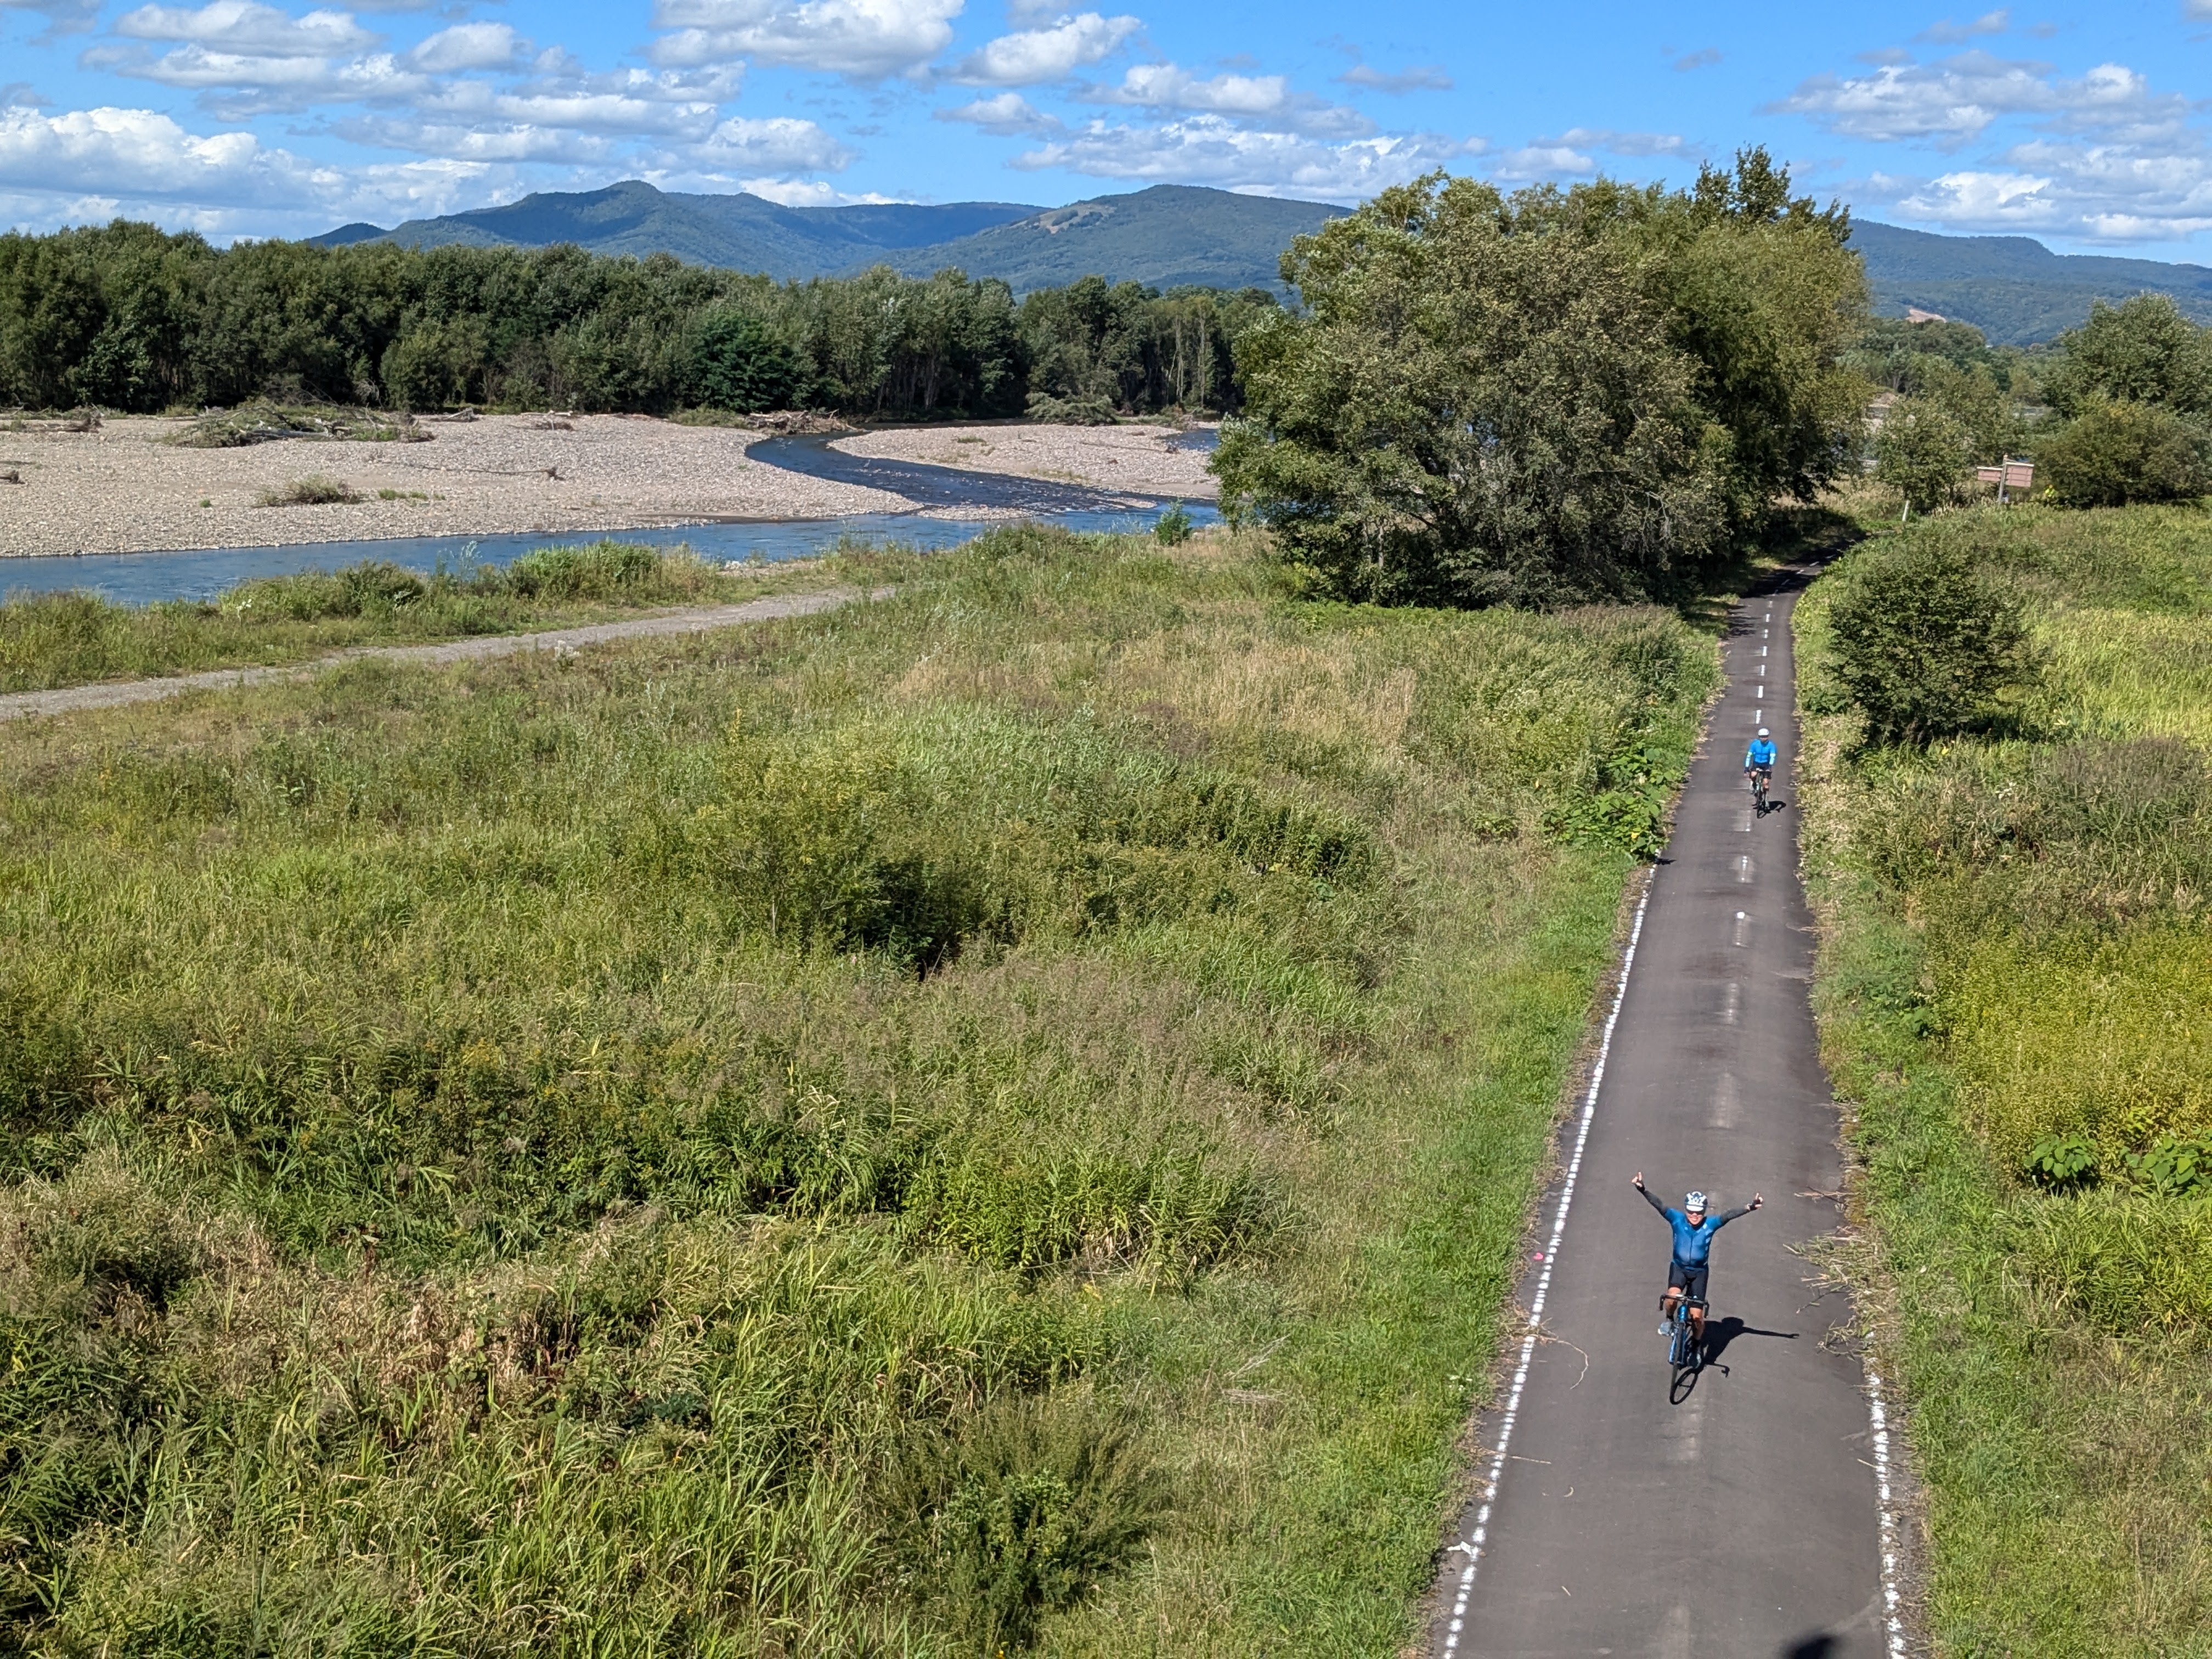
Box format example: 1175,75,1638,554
167,401,432,449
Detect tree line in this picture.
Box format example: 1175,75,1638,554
0,219,1277,420
1864,292,2212,511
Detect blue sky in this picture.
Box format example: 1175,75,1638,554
4,0,2212,254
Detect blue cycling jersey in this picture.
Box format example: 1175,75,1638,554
1745,738,1776,770
1640,1186,1751,1265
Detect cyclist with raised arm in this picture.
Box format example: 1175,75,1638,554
1745,727,1777,814
1634,1173,1762,1343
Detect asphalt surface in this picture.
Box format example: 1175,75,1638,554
1436,572,1892,1657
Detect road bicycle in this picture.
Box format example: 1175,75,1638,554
1747,767,1772,817
1664,1294,1707,1380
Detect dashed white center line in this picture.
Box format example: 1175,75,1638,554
1437,885,1654,1654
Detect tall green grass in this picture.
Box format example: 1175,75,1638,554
0,523,1717,1653
1798,500,2212,1653
0,542,816,693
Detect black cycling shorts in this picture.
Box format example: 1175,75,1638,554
1667,1261,1710,1301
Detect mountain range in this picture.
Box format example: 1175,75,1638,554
312,182,2212,344
312,180,1338,294
1849,219,2212,345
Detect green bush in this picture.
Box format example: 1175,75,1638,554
501,538,660,599
2042,293,2212,416
2127,1133,2212,1198
255,474,357,507
691,307,800,413
1825,537,2038,744
2037,399,2209,507
2024,1132,2100,1190
895,1395,1166,1651
1152,503,1193,546
1874,396,1973,514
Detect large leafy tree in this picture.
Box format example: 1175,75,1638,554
2044,294,2212,416
1216,150,1869,606
1215,176,1730,606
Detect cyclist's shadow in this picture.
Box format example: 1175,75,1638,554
1672,1318,1799,1404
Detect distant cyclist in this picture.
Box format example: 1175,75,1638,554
1634,1173,1762,1342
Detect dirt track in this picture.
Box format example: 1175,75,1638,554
0,588,868,721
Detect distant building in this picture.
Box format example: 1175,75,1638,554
1905,306,1947,323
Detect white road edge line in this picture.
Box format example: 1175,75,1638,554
1440,881,1653,1655
1867,1375,1910,1655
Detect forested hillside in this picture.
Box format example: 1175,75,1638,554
1853,218,2212,345
0,223,1276,419
336,182,1338,296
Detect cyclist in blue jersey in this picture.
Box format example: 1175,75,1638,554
1745,727,1777,786
1634,1172,1762,1341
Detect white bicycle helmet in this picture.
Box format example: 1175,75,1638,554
1684,1190,1709,1212
1756,727,1770,738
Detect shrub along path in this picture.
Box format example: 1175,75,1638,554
0,589,868,720
1439,568,1894,1656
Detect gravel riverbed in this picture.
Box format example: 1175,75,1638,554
0,413,1220,559
834,420,1218,499
0,413,915,558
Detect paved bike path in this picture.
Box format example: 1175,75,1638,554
1436,572,1894,1657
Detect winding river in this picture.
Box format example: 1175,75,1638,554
0,430,1221,607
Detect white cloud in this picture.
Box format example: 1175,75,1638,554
1338,62,1452,94
336,116,617,163
80,43,431,115
688,113,855,171
1,0,104,38
936,89,1062,135
1918,9,2009,44
1782,40,2212,244
1551,126,1690,158
948,12,1137,85
1670,47,1721,72
0,100,502,231
1866,139,2212,242
1489,142,1593,182
650,0,963,80
1089,61,1372,138
1773,52,2185,148
408,22,528,73
1013,112,1474,200
112,0,376,57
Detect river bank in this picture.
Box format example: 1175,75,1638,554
0,414,1215,559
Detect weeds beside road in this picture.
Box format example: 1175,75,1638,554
0,524,1716,1652
1798,502,2212,1655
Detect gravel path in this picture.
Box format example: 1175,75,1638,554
833,422,1219,499
0,414,911,558
0,588,869,720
